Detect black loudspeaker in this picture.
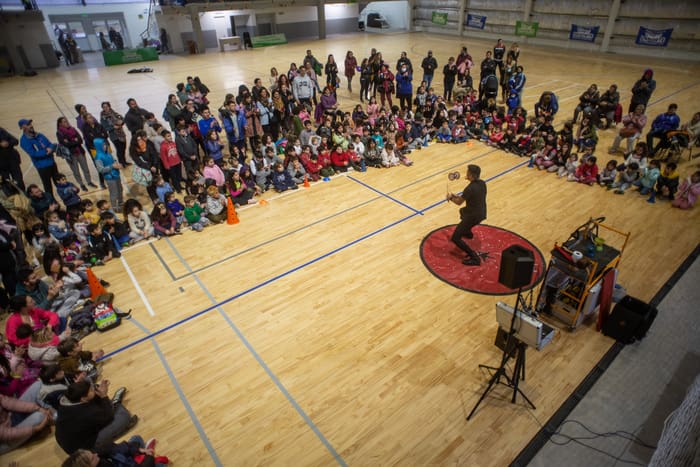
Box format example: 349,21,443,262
602,295,658,344
498,245,535,289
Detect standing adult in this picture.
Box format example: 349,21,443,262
507,42,520,63
509,65,526,100
396,51,413,74
55,117,96,191
493,38,506,84
100,102,128,167
292,67,314,109
480,51,497,83
443,57,458,102
18,119,57,196
55,27,72,67
344,50,357,93
124,98,150,137
446,164,487,266
325,54,339,93
0,127,25,191
629,69,656,113
455,46,473,82
164,94,183,131
395,63,413,111
108,27,124,50
421,50,438,89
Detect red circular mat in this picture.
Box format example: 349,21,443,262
420,224,545,295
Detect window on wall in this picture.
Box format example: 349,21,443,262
107,19,124,34
67,21,87,38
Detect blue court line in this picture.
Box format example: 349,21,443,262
101,158,527,362
170,196,382,280
164,237,347,467
126,317,222,466
149,242,177,281
165,149,498,281
347,175,424,215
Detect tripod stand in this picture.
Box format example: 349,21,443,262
467,287,536,421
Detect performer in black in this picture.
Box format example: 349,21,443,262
446,164,487,266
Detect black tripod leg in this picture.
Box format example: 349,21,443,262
510,346,536,409
467,367,505,420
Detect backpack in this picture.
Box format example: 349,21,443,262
162,106,170,122
92,296,121,332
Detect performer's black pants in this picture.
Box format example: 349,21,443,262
452,216,480,258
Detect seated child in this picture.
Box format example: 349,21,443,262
598,160,618,187
99,211,130,248
436,121,452,143
364,139,383,168
317,147,335,178
57,337,104,383
287,159,307,184
381,143,400,167
17,324,68,365
634,159,660,196
531,142,557,170
125,200,154,242
86,223,120,263
331,144,351,172
227,171,257,206
271,162,298,192
165,191,185,227
672,170,700,209
81,199,101,225
570,156,598,185
36,364,69,410
154,175,174,203
205,185,227,224
183,195,210,232
648,162,679,203
45,211,76,244
611,162,640,194
150,202,181,237
54,173,81,211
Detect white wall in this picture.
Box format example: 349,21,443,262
359,1,409,30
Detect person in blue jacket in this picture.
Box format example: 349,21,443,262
508,65,526,98
93,138,123,210
395,65,413,112
19,119,58,196
646,103,681,157
534,91,559,120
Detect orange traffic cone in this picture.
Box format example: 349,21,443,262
303,174,310,188
227,197,240,225
259,198,269,206
86,267,107,301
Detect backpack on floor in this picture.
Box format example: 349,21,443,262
92,293,121,332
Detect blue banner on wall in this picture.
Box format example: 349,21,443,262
466,14,486,30
569,24,599,43
635,27,673,47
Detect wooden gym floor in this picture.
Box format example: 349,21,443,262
2,32,699,466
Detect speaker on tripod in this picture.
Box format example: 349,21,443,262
498,245,535,289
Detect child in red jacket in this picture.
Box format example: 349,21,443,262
573,156,599,185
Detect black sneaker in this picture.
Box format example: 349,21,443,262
462,257,481,266
111,387,127,406
100,279,110,287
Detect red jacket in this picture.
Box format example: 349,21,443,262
331,150,350,167
159,140,182,170
317,151,332,168
5,308,60,347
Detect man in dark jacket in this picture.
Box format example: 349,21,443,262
124,98,150,136
421,50,438,89
0,127,25,190
55,379,135,455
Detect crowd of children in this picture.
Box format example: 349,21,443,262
2,41,700,464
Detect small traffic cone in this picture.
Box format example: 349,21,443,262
259,199,269,206
227,197,240,224
303,174,310,188
87,267,107,301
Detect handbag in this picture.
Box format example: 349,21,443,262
619,126,637,138
56,144,73,163
132,165,153,187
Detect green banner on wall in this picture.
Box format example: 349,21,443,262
102,47,159,66
515,21,539,37
250,33,288,48
432,11,448,26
